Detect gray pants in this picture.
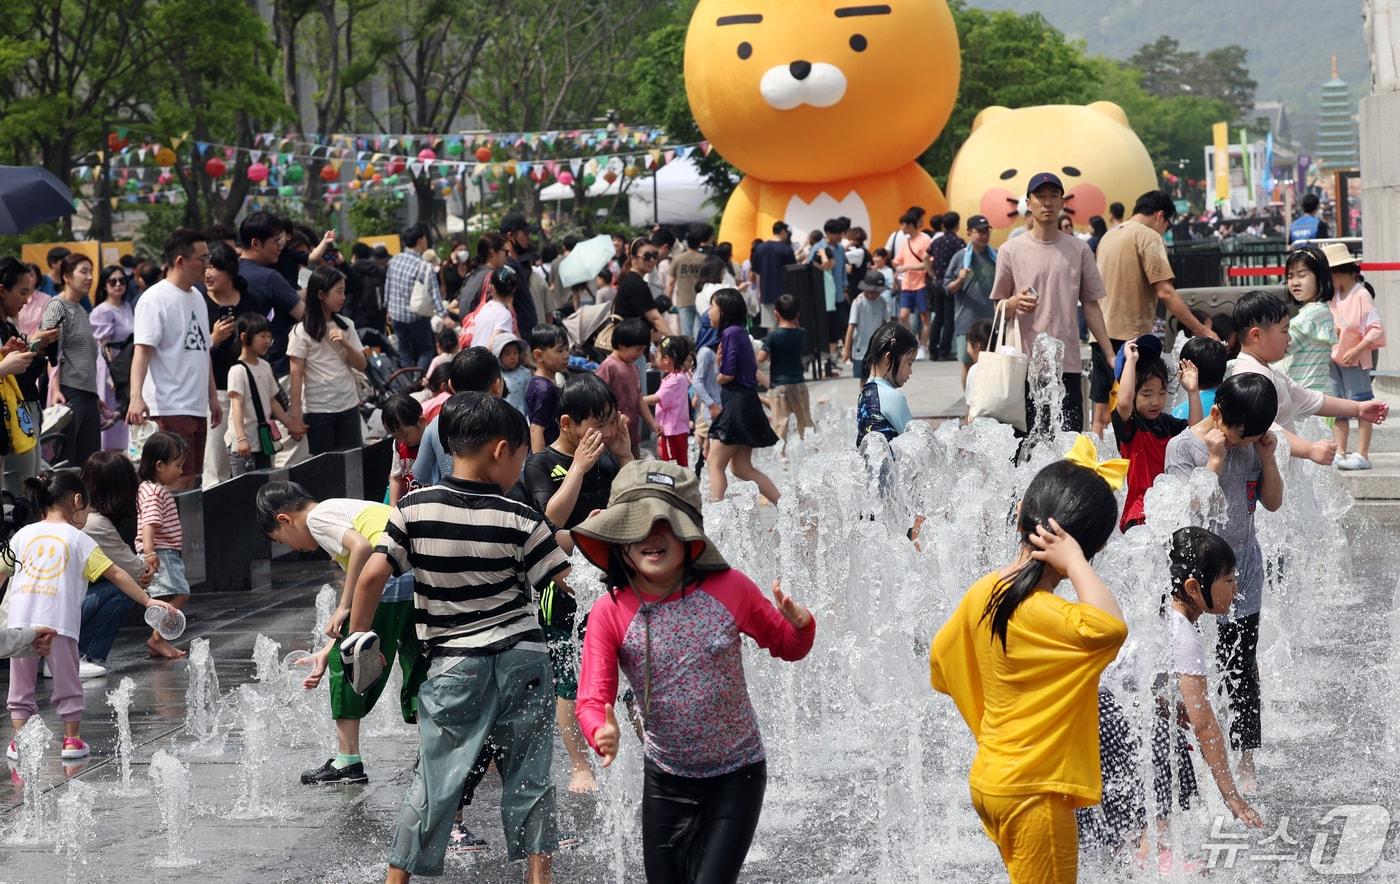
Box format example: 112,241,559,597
388,646,557,874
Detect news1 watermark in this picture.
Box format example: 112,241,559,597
1204,805,1391,874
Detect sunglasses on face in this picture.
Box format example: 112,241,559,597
639,252,658,260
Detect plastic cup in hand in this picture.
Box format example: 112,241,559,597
144,605,186,641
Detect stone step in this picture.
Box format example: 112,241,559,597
1358,423,1400,453
1336,451,1400,499
1348,499,1400,528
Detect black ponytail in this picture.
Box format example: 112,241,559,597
18,471,87,525
1167,526,1235,612
981,460,1118,649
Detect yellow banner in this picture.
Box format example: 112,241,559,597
1213,122,1230,205
19,241,135,299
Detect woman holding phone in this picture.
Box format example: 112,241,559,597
202,243,256,485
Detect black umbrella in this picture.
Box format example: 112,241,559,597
0,165,75,235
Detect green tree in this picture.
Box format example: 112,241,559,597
347,193,405,238
0,0,150,235
1128,36,1256,118
921,3,1101,185
617,9,737,214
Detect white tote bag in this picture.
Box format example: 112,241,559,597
967,301,1028,432
409,260,437,317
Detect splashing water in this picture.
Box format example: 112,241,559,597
252,633,281,689
312,584,337,652
183,637,224,755
149,749,198,868
568,348,1396,881
105,676,146,797
230,682,292,819
54,779,95,874
5,716,53,844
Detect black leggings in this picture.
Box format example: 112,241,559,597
61,386,101,468
643,759,766,884
1216,612,1261,751
304,407,362,456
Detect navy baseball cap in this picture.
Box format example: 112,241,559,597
1113,334,1164,380
966,214,991,231
1026,172,1064,196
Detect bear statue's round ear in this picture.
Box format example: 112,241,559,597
1087,101,1130,127
970,106,1009,133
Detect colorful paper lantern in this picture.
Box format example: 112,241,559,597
284,164,305,183
603,170,618,184
348,179,362,191
247,162,269,183
204,157,227,178
125,179,140,193
418,148,436,161
371,173,383,185
157,171,174,185
557,171,574,186
107,133,129,151
475,146,493,163
384,174,399,186
278,184,296,197
319,164,339,182
154,147,177,167
388,156,407,175
625,166,640,179
446,141,464,157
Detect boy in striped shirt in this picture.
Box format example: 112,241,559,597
344,391,570,883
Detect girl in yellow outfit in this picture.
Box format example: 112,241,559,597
931,443,1129,883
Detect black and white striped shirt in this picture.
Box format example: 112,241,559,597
380,476,569,655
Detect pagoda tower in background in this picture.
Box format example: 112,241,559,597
1317,53,1360,169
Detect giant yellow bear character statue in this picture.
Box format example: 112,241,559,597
685,0,960,259
945,102,1159,247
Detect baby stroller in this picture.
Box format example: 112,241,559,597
358,328,425,410
561,302,619,366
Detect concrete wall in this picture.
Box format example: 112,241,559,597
175,438,392,594
1361,92,1400,399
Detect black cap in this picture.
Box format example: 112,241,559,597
490,264,518,294
858,269,886,291
499,212,530,234
1026,172,1064,196
966,214,991,231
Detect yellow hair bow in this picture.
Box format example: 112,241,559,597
1063,434,1129,492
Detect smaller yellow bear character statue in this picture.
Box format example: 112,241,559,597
945,102,1159,247
685,0,960,259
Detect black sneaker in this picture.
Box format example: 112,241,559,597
447,823,488,853
300,758,369,785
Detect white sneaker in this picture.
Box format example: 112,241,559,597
916,346,929,361
77,659,108,679
1335,452,1362,470
1346,453,1373,471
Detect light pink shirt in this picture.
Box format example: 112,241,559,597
653,371,690,436
990,232,1107,374
1330,283,1385,369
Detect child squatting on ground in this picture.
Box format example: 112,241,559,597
6,471,175,762
572,458,815,883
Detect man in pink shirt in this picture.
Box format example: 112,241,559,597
893,210,933,358
990,172,1116,435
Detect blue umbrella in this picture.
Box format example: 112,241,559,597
0,165,75,235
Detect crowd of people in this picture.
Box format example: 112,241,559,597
0,167,1390,883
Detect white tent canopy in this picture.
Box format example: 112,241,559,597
538,157,718,225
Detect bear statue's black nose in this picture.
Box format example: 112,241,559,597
789,60,812,81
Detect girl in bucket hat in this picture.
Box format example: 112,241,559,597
572,459,815,883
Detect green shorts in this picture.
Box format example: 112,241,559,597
538,582,579,701
328,598,423,722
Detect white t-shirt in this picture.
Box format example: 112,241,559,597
133,279,212,417
471,300,514,348
1167,608,1209,677
287,317,364,414
4,522,112,640
226,358,278,447
1229,351,1324,433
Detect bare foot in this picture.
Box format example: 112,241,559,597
146,636,187,659
568,766,597,794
